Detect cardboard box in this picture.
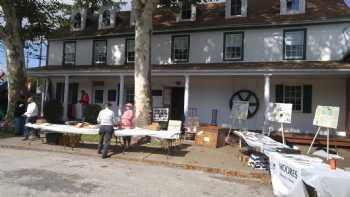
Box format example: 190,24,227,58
195,125,228,148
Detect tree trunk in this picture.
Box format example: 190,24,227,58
133,0,155,127
2,1,27,126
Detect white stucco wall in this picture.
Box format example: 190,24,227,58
47,41,63,65
76,40,93,65
47,22,350,66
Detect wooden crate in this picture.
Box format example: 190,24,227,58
195,125,228,148
58,134,81,148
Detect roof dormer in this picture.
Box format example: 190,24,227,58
177,0,196,22
280,0,305,15
71,9,87,31
98,7,117,30
225,0,247,19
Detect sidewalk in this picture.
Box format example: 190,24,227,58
0,136,270,182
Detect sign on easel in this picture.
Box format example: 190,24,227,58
308,105,340,160
153,108,169,122
267,103,293,144
231,101,249,120
267,103,293,124
313,106,340,129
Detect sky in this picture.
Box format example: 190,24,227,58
0,0,350,73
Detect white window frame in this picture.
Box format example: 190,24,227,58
223,32,244,61
172,35,190,63
63,41,76,65
280,0,305,15
126,38,135,63
284,29,306,60
283,85,303,112
93,40,107,65
225,0,247,18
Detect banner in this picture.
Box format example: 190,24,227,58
267,103,293,124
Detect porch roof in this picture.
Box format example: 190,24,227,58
28,61,350,77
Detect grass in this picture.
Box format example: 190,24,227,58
81,134,100,143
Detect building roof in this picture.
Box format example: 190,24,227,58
50,0,350,40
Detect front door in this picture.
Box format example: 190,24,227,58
170,87,184,121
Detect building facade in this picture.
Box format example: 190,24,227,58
29,0,350,135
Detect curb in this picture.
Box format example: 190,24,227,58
0,143,271,183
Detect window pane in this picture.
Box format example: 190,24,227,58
102,10,111,26
173,36,189,62
108,89,116,102
224,33,243,60
94,40,107,64
231,0,242,15
95,90,104,104
284,85,302,111
126,39,135,63
64,42,76,65
285,31,305,59
181,0,192,19
287,0,300,11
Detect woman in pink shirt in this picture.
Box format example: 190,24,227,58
120,103,134,149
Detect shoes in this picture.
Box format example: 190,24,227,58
102,154,108,159
97,151,102,154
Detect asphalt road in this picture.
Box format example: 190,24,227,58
0,148,274,197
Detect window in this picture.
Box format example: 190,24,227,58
102,10,111,27
284,30,306,60
73,13,82,29
172,35,190,62
94,89,104,104
275,84,313,113
63,41,76,65
231,0,242,16
287,0,300,12
108,89,117,102
93,40,107,65
181,0,192,20
223,32,244,61
125,39,135,63
126,88,134,104
284,85,302,111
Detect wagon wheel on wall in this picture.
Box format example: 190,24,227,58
229,90,259,118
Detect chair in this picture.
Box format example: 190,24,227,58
161,120,182,155
184,117,199,140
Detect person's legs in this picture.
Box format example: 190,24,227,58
15,117,21,135
23,117,30,140
19,116,25,135
97,128,106,154
102,127,113,158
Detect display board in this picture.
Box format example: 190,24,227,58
153,108,169,122
230,101,249,120
313,105,340,129
267,103,293,124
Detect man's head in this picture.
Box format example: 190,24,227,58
104,103,112,109
27,96,33,103
81,90,86,95
20,95,25,101
125,103,133,110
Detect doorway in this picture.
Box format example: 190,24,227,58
170,87,184,121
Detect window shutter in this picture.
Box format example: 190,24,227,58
275,84,284,103
303,85,312,113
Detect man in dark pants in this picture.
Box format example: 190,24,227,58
23,96,38,141
14,95,26,136
97,103,116,159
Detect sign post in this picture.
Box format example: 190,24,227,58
267,103,293,145
307,106,340,160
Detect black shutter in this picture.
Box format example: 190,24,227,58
303,85,312,113
275,85,284,103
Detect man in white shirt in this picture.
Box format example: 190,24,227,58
23,96,39,141
97,103,116,159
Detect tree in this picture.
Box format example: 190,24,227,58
0,0,67,125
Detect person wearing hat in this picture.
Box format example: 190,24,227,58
120,103,134,149
97,103,116,159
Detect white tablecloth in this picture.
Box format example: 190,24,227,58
269,152,350,197
26,124,180,140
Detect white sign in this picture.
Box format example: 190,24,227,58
153,108,169,122
267,103,293,124
231,101,249,120
313,106,340,129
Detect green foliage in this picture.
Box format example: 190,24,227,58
44,100,63,123
72,0,124,11
84,104,102,124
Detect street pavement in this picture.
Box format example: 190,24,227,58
0,148,274,197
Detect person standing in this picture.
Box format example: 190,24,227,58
23,96,38,141
79,90,89,107
97,103,116,159
120,103,134,150
14,95,26,136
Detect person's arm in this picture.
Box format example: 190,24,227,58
24,103,34,116
111,111,116,125
97,111,102,124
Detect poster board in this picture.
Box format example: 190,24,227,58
313,105,340,129
153,108,169,122
231,101,249,120
267,103,293,124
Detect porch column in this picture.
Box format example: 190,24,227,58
263,74,271,134
118,75,125,117
63,75,69,120
40,79,48,117
184,75,190,122
346,77,350,137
